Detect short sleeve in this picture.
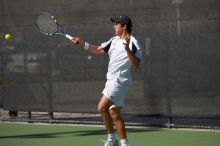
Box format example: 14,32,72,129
101,37,116,53
131,39,142,59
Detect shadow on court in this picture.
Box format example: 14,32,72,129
0,127,162,139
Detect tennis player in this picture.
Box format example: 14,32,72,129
71,16,142,146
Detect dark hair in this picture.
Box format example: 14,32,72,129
121,24,132,33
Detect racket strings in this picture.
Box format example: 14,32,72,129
36,14,58,34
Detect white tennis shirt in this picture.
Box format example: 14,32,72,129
101,35,142,81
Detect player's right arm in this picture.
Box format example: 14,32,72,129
70,37,105,55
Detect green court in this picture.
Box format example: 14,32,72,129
0,122,220,146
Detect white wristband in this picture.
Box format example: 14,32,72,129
83,42,90,50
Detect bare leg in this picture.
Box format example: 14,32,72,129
98,95,114,134
98,95,128,146
109,107,127,139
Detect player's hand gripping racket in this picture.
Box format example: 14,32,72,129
35,12,73,40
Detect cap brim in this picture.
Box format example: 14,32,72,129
111,17,120,23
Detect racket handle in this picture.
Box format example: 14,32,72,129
65,34,73,40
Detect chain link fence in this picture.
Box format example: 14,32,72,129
0,0,220,128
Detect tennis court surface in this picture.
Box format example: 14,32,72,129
0,122,220,146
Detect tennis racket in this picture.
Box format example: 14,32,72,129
35,12,73,40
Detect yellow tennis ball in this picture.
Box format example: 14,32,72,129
5,33,11,40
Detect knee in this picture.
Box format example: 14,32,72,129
97,96,111,114
97,104,107,114
109,109,121,121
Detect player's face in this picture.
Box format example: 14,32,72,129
113,23,124,36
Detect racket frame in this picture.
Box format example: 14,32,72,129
35,12,72,40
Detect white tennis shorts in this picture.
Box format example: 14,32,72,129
102,78,131,108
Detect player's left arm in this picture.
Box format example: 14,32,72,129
124,38,141,69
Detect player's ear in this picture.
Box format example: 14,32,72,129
123,25,127,30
